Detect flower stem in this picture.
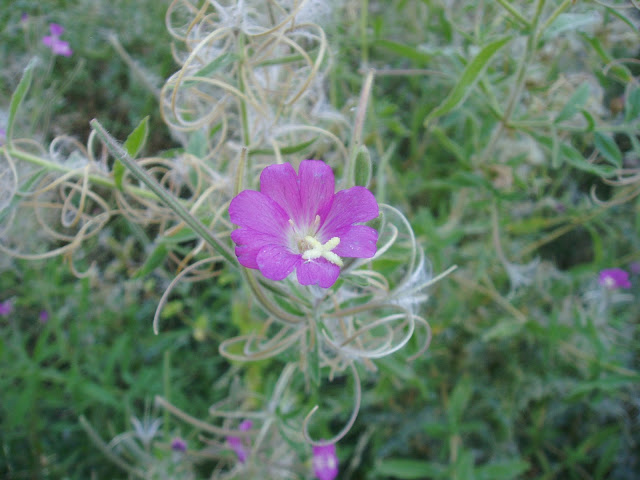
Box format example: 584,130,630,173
90,119,237,265
4,146,156,201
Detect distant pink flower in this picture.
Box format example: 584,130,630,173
226,420,252,463
229,160,379,288
312,443,338,480
42,23,72,57
171,437,187,452
39,310,49,324
0,300,13,316
598,268,631,289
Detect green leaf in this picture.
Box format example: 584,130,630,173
187,129,208,158
580,109,596,132
353,145,372,187
425,171,495,193
375,459,447,479
532,133,616,177
624,86,640,123
580,34,632,83
123,116,150,158
7,58,37,146
249,137,317,156
604,7,639,35
424,36,511,127
554,82,590,124
476,460,530,480
594,131,622,168
280,137,317,155
448,376,472,427
195,52,237,77
569,375,640,399
481,319,524,342
115,116,149,190
542,12,600,41
182,53,237,87
375,39,432,64
453,450,475,480
80,383,122,409
133,242,168,278
272,294,305,316
308,328,320,388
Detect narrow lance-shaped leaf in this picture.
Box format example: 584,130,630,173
424,36,511,127
7,58,37,147
625,86,640,123
554,82,590,124
114,116,150,190
133,242,168,279
353,145,372,188
123,116,150,158
594,131,622,168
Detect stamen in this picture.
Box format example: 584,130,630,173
301,236,343,267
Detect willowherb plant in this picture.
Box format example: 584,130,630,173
1,0,449,478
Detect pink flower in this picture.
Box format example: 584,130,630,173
598,268,631,289
42,23,72,57
171,437,187,452
226,420,252,463
229,160,379,288
312,443,338,480
0,300,13,316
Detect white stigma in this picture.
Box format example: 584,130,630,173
301,236,343,267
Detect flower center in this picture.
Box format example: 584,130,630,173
289,215,343,267
300,236,343,267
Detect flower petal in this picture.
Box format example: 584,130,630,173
50,23,65,35
231,228,283,269
298,160,335,226
313,443,339,480
332,225,378,258
598,268,631,289
296,259,340,288
259,162,302,221
320,186,378,237
52,40,72,57
229,190,289,238
257,245,300,281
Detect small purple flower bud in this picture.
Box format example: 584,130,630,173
598,268,631,289
21,13,29,22
42,23,73,57
226,420,252,463
171,437,187,452
39,310,49,323
49,23,64,36
312,443,338,480
0,300,13,316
